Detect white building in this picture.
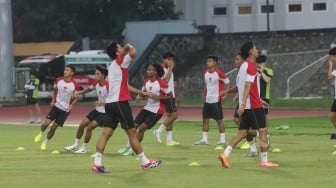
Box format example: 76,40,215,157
174,0,336,33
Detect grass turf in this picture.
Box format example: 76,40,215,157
1,117,336,188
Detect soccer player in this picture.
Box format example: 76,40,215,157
153,51,180,146
25,70,42,124
91,42,162,173
64,65,109,154
256,55,273,129
327,46,336,146
34,65,79,151
242,54,273,155
218,42,279,168
195,55,230,145
224,53,258,155
232,53,245,127
118,63,171,156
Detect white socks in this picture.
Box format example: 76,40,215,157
167,131,173,142
224,145,233,157
202,132,208,141
156,124,166,134
138,152,150,165
219,133,225,143
94,152,103,166
261,152,268,162
249,140,258,153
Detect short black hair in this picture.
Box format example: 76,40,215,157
329,47,336,55
150,63,164,78
66,65,76,74
240,41,255,59
207,55,218,63
162,51,175,59
256,55,267,64
30,70,38,77
106,41,119,59
96,65,108,78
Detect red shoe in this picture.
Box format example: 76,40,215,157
218,153,230,168
260,161,279,168
91,164,111,173
141,160,162,170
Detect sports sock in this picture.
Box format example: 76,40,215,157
167,131,173,142
82,143,88,149
42,139,48,144
202,132,208,141
260,152,268,162
138,152,150,165
94,152,103,166
156,124,166,134
249,140,258,152
126,139,131,148
219,133,225,143
224,145,232,157
75,138,80,146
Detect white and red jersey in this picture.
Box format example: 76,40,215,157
203,68,230,103
332,70,336,98
236,60,262,109
89,80,109,113
53,77,80,112
142,78,170,114
162,65,175,98
106,53,132,103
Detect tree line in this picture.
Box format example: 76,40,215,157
12,0,182,42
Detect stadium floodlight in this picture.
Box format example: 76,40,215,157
330,43,336,49
261,49,268,55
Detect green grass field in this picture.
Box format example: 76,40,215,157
1,117,336,188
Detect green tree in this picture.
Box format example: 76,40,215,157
12,0,182,42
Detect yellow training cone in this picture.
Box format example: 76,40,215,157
188,162,200,167
16,146,25,151
51,150,60,154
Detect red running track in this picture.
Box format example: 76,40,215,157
0,105,328,125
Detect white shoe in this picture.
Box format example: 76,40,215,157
217,141,226,146
35,118,42,124
167,140,180,146
153,130,162,143
74,147,87,154
64,144,79,151
27,119,35,124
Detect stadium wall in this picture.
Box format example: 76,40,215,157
129,28,336,98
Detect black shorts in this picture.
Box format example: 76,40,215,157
103,101,135,130
330,99,336,112
239,108,266,130
262,98,270,115
134,109,163,129
165,98,177,113
46,106,69,127
86,109,105,126
233,103,239,118
27,97,38,105
202,102,223,120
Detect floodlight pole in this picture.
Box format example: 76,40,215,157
0,0,15,101
266,0,270,32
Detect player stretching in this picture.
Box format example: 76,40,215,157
91,42,161,173
34,65,79,150
64,65,109,153
153,51,180,146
